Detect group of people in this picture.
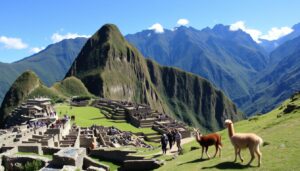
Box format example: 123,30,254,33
161,129,182,154
27,120,48,128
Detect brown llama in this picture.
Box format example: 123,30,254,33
225,119,263,167
194,128,222,159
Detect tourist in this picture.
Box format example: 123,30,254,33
161,134,168,154
175,129,182,153
167,130,173,150
172,129,176,145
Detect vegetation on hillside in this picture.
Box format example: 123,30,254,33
0,71,41,126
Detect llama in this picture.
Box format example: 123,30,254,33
194,128,222,159
224,119,263,167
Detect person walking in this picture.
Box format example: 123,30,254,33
167,130,174,150
175,129,182,154
161,134,168,154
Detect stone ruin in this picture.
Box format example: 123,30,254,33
80,126,151,149
0,97,193,170
70,96,91,107
93,98,191,141
5,97,56,128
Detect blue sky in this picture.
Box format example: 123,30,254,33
0,0,299,63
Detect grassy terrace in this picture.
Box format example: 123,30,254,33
55,104,156,134
16,152,53,160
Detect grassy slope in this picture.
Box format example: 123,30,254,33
157,94,300,171
54,104,155,134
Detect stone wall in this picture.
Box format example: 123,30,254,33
17,145,42,155
42,147,61,155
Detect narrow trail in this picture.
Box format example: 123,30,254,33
160,137,195,156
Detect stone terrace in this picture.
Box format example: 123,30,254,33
93,98,191,141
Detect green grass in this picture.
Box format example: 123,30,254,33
91,157,121,171
55,104,156,134
156,95,300,171
16,152,53,160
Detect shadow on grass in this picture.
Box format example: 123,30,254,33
178,158,209,165
89,117,106,120
202,162,255,170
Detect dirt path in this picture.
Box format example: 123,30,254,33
162,137,195,155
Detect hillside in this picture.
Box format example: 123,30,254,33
243,35,300,114
157,92,300,170
126,25,268,107
0,38,87,104
66,24,244,131
0,71,91,128
0,71,42,127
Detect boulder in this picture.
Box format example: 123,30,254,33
51,148,86,169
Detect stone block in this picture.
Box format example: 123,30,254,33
51,148,86,169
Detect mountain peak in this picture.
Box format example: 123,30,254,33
212,24,230,31
292,23,300,30
91,24,125,45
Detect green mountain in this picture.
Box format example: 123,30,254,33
66,24,244,131
0,71,91,128
0,71,42,127
126,25,268,107
0,38,87,104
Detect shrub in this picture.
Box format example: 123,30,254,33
72,95,91,102
24,160,43,171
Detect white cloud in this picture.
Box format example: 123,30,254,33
0,36,28,49
230,21,262,43
29,47,45,53
260,27,293,41
230,21,294,43
177,18,189,26
148,23,164,33
51,32,90,43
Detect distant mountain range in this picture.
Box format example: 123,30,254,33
259,23,300,53
126,24,300,115
126,24,268,107
1,22,300,116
